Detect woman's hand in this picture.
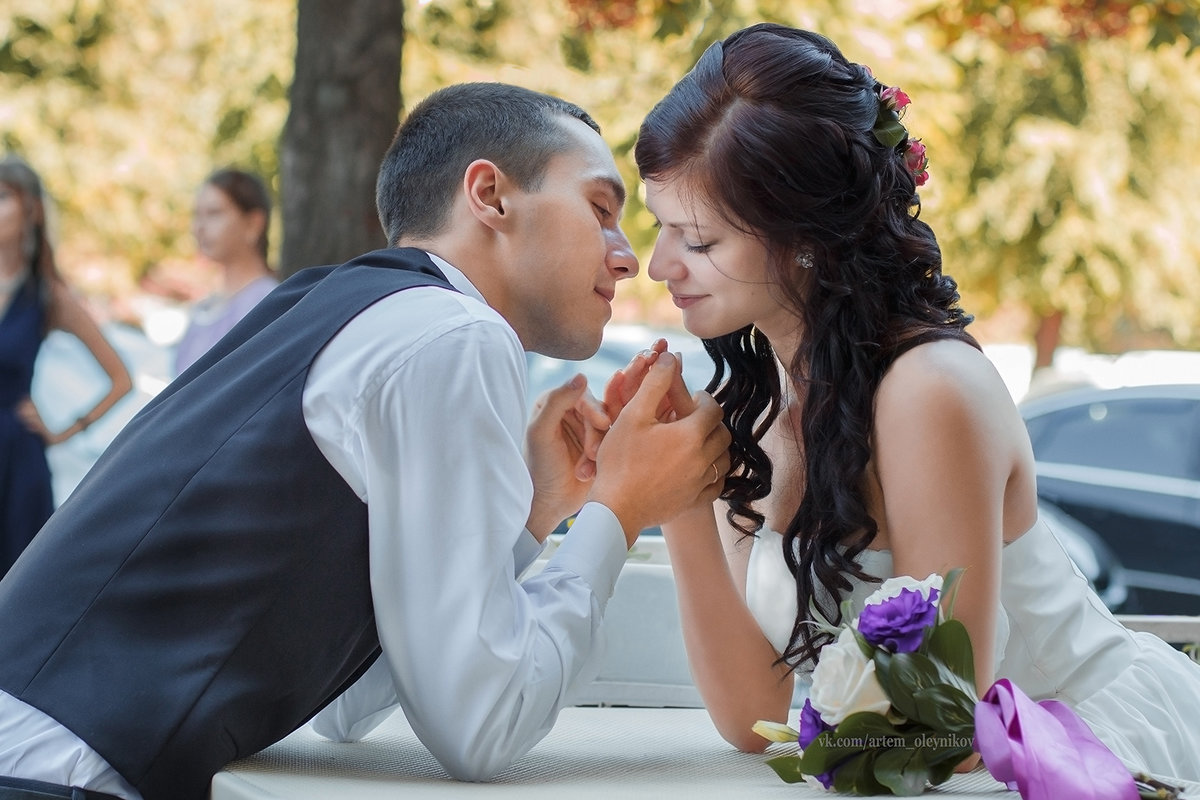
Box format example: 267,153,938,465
15,398,91,448
587,353,731,545
15,397,75,445
570,338,698,472
954,752,982,773
603,338,694,422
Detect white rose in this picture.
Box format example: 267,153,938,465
808,628,892,725
862,573,943,609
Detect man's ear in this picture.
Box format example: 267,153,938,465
463,159,515,232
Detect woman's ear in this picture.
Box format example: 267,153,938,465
245,208,268,246
462,159,514,232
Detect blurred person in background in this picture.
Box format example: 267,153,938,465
0,155,131,576
173,168,277,375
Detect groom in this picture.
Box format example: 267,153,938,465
0,83,731,800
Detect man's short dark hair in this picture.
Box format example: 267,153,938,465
376,83,602,244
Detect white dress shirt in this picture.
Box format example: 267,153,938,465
0,254,629,796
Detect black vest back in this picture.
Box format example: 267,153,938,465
0,248,454,800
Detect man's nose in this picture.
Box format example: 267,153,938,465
606,226,639,279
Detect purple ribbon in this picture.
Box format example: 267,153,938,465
974,679,1138,800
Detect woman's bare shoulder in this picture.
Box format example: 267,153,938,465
875,339,1023,440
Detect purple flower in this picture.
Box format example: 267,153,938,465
799,698,833,748
857,586,940,653
799,698,837,789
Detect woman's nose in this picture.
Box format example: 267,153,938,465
646,237,681,283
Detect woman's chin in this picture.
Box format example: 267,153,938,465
682,318,735,341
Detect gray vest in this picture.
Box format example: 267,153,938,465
0,248,454,800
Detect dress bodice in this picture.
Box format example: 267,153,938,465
0,280,44,409
0,277,54,575
745,517,1139,702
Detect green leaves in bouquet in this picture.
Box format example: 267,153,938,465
764,752,808,784
766,568,986,795
799,713,897,794
787,711,967,796
924,617,975,689
875,747,935,796
875,649,977,734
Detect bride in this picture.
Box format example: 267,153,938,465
607,22,1200,781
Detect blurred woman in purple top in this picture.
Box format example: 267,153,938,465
174,168,277,375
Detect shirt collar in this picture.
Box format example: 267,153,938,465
425,252,486,306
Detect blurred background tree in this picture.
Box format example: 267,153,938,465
2,0,1200,362
0,0,293,309
280,0,401,275
924,0,1200,364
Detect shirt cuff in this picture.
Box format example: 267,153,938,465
542,501,628,606
514,528,548,578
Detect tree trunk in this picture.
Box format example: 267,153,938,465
1033,309,1064,371
279,0,404,277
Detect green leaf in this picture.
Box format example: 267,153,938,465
853,626,878,660
924,618,977,690
833,751,888,795
926,745,977,785
764,753,809,784
873,650,933,720
940,568,967,620
797,731,865,773
805,596,843,638
910,684,977,732
875,651,977,732
874,746,930,796
836,710,907,739
872,113,907,148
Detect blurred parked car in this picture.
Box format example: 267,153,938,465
528,327,1128,610
1021,383,1200,615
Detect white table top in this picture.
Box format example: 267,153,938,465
212,707,1019,799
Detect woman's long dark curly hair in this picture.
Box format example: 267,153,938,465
635,24,978,667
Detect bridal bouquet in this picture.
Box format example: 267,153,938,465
753,571,1181,800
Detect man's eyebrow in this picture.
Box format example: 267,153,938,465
595,176,626,209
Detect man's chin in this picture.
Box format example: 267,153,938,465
537,333,603,361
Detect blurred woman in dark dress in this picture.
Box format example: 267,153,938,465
0,156,131,576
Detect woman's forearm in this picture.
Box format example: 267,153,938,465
662,505,794,751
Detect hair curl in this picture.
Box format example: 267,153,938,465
635,23,977,667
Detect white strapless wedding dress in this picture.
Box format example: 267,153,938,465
745,517,1200,781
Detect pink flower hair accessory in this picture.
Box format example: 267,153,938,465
871,78,930,187
905,139,929,187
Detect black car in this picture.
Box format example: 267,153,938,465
1021,383,1200,615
